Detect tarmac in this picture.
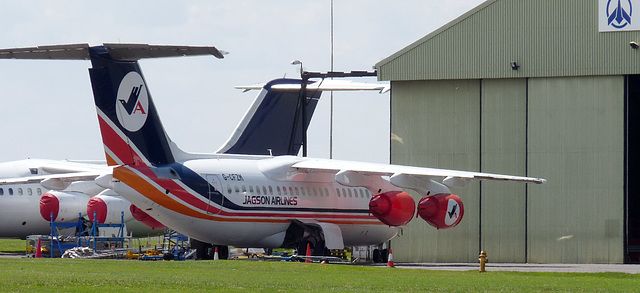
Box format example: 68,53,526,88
392,262,640,274
3,251,640,274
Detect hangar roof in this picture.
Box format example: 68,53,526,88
376,0,640,81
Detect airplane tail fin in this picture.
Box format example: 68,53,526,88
219,79,389,156
87,44,224,166
217,78,321,156
0,43,224,167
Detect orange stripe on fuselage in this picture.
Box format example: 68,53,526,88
114,166,384,226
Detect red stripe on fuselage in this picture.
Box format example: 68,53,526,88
115,166,382,225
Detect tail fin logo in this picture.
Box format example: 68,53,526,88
116,72,149,132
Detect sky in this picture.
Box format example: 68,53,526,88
0,0,485,164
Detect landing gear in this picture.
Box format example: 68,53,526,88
372,248,388,263
284,220,332,260
190,238,228,260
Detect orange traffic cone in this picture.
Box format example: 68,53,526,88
213,247,219,260
305,243,312,263
387,249,395,268
35,238,42,258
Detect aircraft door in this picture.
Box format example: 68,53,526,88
205,174,224,215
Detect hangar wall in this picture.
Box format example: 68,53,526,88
390,76,624,263
390,79,480,262
479,78,527,263
526,76,624,263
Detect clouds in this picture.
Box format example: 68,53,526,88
0,1,485,163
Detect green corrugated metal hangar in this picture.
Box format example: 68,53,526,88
376,0,640,264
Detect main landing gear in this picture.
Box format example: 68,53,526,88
190,238,228,260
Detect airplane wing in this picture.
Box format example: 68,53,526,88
289,157,546,193
0,160,111,190
0,171,104,190
235,79,390,93
292,158,546,184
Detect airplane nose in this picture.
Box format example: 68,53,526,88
40,192,60,221
87,197,107,224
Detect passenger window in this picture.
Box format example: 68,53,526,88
277,186,281,195
249,186,254,194
8,188,13,195
227,185,232,194
295,187,299,196
269,186,273,195
324,188,329,197
256,186,261,195
283,186,287,195
235,185,240,193
359,189,364,198
301,187,306,196
336,188,341,197
313,187,318,196
241,186,247,194
28,188,33,196
37,188,42,196
348,189,352,198
0,188,3,196
289,187,293,195
263,186,268,195
18,188,23,196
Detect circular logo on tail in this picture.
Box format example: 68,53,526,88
116,72,149,132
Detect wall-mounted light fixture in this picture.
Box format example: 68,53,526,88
630,41,639,49
510,61,520,70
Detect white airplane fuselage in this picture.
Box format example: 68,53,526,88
112,156,400,248
0,182,49,238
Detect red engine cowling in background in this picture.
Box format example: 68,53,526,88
417,193,464,229
130,205,166,230
40,191,91,222
369,191,415,226
87,194,135,224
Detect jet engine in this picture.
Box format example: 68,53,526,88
86,192,135,224
368,191,415,226
417,193,464,229
40,191,91,222
129,205,166,230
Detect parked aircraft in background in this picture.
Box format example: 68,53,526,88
0,43,545,259
0,159,163,238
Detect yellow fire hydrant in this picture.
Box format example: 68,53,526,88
478,250,488,272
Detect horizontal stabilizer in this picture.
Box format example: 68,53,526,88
0,43,226,61
235,79,390,94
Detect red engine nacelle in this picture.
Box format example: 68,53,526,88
369,191,415,226
417,193,464,229
129,205,166,230
40,191,91,222
87,193,134,224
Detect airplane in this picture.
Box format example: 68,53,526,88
0,43,546,260
0,159,165,239
0,50,385,242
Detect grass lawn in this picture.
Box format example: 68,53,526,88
0,239,25,253
0,258,637,292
